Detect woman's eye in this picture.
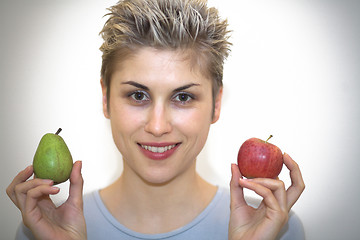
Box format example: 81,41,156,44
130,91,149,102
174,93,193,103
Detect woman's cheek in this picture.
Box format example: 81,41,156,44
172,107,211,133
110,104,145,131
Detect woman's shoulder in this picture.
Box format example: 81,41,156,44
83,190,97,204
278,210,305,240
82,190,104,218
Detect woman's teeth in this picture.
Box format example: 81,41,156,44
140,144,176,153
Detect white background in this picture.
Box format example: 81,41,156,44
1,0,359,239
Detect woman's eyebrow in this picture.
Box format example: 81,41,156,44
121,81,149,90
173,83,200,92
122,81,200,92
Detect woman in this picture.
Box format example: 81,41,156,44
7,0,305,239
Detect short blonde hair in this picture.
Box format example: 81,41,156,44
100,0,231,104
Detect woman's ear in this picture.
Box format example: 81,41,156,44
212,87,223,124
100,78,110,119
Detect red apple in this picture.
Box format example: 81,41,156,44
237,135,283,179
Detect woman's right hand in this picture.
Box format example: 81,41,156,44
6,161,87,240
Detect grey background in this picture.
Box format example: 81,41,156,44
1,0,359,239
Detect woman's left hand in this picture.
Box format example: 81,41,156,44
228,153,305,240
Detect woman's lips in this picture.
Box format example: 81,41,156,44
138,142,180,160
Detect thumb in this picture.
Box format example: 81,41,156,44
68,161,84,208
230,163,247,210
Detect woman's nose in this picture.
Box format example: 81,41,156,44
144,103,172,137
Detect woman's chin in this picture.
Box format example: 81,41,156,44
139,172,178,186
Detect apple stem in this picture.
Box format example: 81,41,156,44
55,128,62,135
265,135,273,143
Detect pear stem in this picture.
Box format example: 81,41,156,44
55,128,62,135
265,135,273,143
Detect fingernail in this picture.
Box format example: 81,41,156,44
41,179,53,184
24,165,32,171
51,186,60,191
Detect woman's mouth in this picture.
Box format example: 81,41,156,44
137,142,180,160
140,144,177,153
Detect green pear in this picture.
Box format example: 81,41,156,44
33,128,73,184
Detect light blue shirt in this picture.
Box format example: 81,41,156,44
16,187,305,239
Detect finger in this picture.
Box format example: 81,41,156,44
24,185,60,223
239,178,282,212
14,178,54,211
230,164,247,210
67,161,84,209
246,178,287,212
6,165,34,207
284,153,305,210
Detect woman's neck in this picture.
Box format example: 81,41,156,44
100,161,217,234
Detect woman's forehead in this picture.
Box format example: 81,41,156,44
112,47,211,81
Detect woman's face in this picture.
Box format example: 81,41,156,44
102,47,222,185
